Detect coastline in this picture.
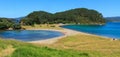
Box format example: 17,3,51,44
1,24,115,44
29,28,82,44
29,27,113,44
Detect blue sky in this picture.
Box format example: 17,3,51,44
0,0,119,18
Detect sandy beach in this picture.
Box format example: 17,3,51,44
29,27,114,44
29,28,86,44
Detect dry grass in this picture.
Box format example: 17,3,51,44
22,24,120,56
22,24,63,30
0,45,15,57
47,34,120,57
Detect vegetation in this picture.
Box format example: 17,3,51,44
1,33,120,57
0,39,89,57
22,24,63,30
21,8,106,25
21,11,53,25
0,18,21,30
12,24,21,30
0,18,13,30
48,34,120,57
0,23,120,57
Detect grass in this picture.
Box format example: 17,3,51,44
0,39,89,57
22,24,63,30
1,34,119,57
0,24,120,57
0,45,15,57
12,46,88,57
48,34,120,57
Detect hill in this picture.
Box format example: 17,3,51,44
14,17,24,21
20,8,106,25
105,17,120,22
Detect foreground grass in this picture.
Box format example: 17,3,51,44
48,34,120,57
1,34,120,57
0,39,89,57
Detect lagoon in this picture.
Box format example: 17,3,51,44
0,30,64,41
62,22,120,39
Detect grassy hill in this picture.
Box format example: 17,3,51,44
0,39,89,57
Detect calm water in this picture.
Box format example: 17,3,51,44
62,22,120,39
0,30,64,41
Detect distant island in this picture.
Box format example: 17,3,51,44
21,8,105,25
105,17,120,22
0,8,105,30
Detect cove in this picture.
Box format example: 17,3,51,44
0,30,64,41
62,22,120,39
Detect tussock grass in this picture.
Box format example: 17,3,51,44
49,34,120,57
0,39,89,57
0,45,15,57
22,24,63,30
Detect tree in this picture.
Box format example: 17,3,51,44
0,18,14,30
0,18,22,30
21,8,106,25
12,24,21,30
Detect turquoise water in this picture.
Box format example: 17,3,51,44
62,22,120,39
0,30,64,41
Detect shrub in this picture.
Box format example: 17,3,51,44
12,24,21,30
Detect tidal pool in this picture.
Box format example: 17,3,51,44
0,30,64,41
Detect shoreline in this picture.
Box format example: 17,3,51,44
29,27,115,44
28,28,82,44
0,24,117,44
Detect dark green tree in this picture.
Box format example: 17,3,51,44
21,8,106,25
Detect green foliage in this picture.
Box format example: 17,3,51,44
12,24,21,30
0,18,21,30
0,39,8,49
0,39,89,57
0,18,14,30
0,39,26,49
11,46,89,57
0,23,8,29
54,8,105,24
21,8,106,25
21,11,53,25
20,18,35,25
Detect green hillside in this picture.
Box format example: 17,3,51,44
0,39,89,57
21,8,106,25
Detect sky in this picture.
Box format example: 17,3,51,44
0,0,119,18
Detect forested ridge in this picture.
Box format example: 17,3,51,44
21,8,106,25
0,8,105,30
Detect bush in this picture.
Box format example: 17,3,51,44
0,23,8,30
50,25,55,27
12,24,21,30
